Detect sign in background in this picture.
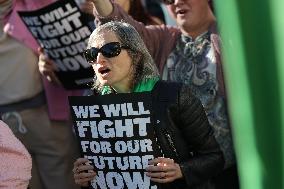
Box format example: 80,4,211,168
69,93,161,189
215,0,284,188
18,0,94,89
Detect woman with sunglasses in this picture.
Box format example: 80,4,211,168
89,0,239,188
72,21,224,189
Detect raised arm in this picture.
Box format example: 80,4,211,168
91,0,113,17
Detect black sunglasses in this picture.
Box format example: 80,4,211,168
84,42,129,64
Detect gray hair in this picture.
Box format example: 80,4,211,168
87,21,159,92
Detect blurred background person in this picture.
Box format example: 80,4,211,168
0,120,32,189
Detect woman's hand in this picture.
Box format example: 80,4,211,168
38,47,61,85
145,157,183,183
73,158,97,187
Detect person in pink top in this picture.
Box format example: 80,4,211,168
0,120,32,189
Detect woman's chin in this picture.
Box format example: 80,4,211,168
99,79,111,86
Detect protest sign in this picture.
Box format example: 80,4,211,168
18,0,94,89
69,92,161,189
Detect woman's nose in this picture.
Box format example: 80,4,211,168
96,52,106,64
174,0,183,5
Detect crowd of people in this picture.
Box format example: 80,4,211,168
0,0,239,189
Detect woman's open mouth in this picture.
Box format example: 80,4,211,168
100,68,110,74
98,67,111,77
176,9,188,16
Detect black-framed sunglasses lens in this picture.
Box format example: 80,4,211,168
84,42,127,63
